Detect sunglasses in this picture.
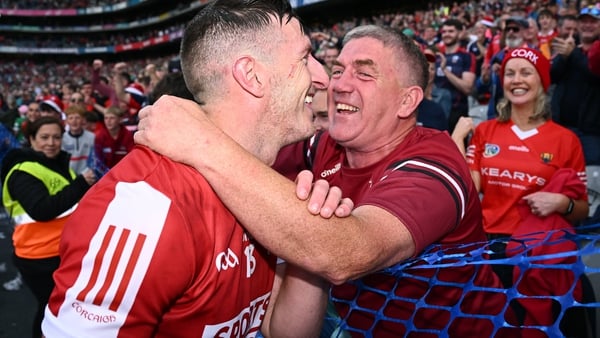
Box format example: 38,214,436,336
70,98,84,103
504,26,520,33
580,6,600,17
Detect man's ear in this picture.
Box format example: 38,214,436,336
232,56,266,98
397,86,424,119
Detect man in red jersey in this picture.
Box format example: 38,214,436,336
136,25,511,337
42,1,345,337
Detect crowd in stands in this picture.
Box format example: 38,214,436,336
0,0,597,162
0,0,598,336
0,24,184,48
0,0,125,9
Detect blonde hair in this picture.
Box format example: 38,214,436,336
495,87,551,123
64,105,86,117
105,106,125,118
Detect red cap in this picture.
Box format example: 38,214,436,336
125,82,145,96
479,16,496,27
41,95,64,114
501,48,550,92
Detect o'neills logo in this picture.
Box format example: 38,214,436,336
71,302,117,323
510,49,539,65
320,163,341,178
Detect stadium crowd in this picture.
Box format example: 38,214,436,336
0,0,124,10
0,0,599,336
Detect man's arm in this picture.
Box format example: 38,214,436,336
261,263,328,337
437,52,476,95
135,96,415,284
443,69,475,95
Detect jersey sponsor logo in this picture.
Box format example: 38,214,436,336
483,143,500,158
481,167,546,186
508,145,529,152
320,163,341,178
216,248,239,272
202,292,271,338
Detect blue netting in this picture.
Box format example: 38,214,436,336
324,224,600,338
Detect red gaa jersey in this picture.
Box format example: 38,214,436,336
43,146,276,337
467,119,587,235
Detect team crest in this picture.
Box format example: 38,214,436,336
540,152,553,163
483,144,500,158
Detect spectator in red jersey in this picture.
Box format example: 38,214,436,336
111,62,147,126
537,8,558,58
93,106,133,168
452,48,588,331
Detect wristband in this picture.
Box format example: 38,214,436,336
564,198,574,215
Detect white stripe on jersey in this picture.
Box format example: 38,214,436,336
384,160,466,219
43,181,171,337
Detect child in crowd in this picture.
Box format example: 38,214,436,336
62,105,96,174
94,106,133,168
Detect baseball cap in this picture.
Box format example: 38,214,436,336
501,48,550,92
579,5,600,20
505,16,530,28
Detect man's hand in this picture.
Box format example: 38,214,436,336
436,52,447,71
552,33,576,58
114,62,128,73
295,170,354,218
451,117,474,143
93,59,103,71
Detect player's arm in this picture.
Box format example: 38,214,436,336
136,96,414,284
261,263,328,337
